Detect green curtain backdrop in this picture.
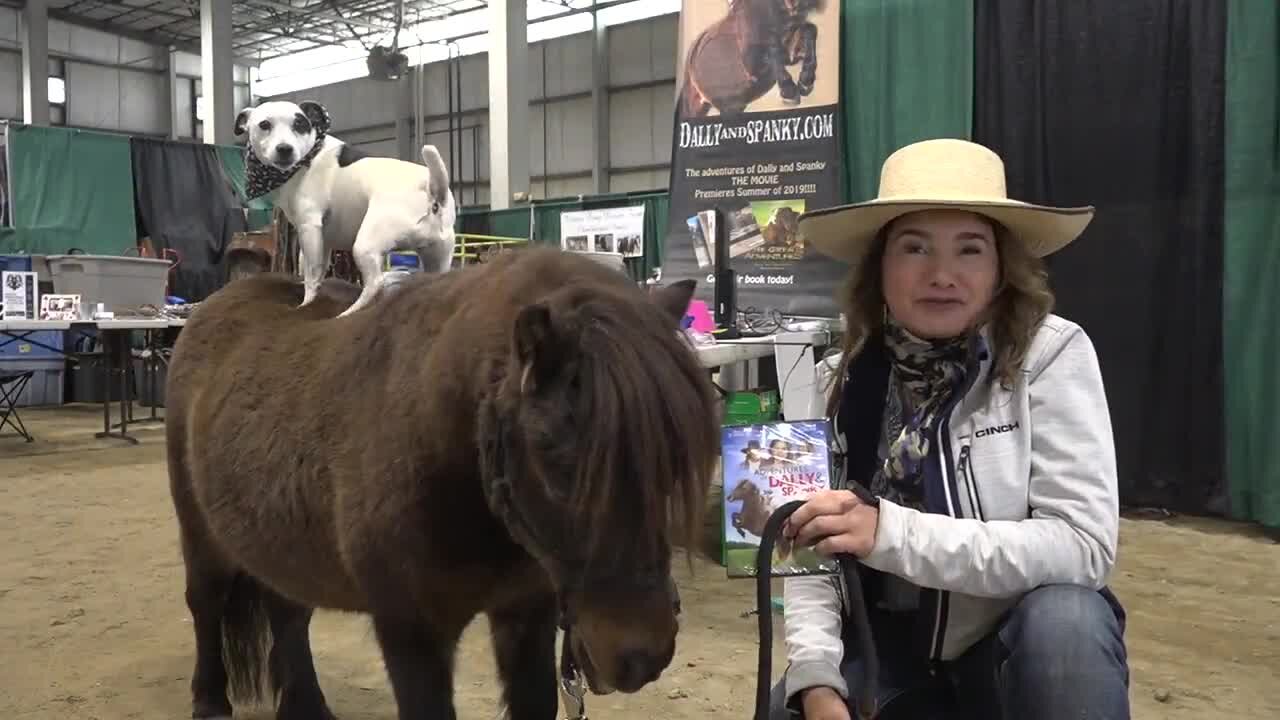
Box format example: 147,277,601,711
1224,0,1280,530
840,0,974,204
0,125,137,255
215,144,274,231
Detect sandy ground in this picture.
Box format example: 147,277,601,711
1,405,1277,720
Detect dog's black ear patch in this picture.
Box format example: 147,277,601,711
291,113,312,135
337,143,371,167
298,101,331,135
235,108,251,136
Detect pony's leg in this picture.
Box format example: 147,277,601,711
372,615,464,720
265,596,335,720
488,594,559,720
767,37,800,103
789,22,818,96
182,555,236,719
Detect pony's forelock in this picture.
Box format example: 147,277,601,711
553,292,719,572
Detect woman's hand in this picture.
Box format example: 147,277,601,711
801,686,851,720
783,489,880,558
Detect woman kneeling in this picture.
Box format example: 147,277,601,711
772,139,1130,720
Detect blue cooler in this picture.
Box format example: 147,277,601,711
388,252,420,271
0,254,34,274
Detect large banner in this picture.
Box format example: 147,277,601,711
661,0,845,318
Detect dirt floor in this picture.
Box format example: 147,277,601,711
1,405,1277,719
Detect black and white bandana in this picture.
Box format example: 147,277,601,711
244,103,332,200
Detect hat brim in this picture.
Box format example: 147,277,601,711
799,198,1095,265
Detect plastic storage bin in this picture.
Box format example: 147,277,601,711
0,358,66,407
44,254,170,309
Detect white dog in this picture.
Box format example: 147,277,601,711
236,100,457,317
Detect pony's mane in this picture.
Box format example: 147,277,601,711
554,284,719,569
586,288,716,558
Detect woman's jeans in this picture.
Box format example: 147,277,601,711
769,584,1130,720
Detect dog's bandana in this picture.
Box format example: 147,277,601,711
243,105,332,200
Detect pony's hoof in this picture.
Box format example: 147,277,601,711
798,81,814,96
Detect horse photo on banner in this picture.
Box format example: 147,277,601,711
662,0,845,318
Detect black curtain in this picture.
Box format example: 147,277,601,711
130,138,248,303
972,0,1227,515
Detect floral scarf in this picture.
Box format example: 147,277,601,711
869,317,978,512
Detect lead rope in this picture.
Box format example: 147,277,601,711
755,499,880,720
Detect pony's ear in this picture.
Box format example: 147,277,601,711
649,279,697,327
513,303,559,392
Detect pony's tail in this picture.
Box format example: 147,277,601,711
220,573,275,705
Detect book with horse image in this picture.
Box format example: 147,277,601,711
721,419,838,578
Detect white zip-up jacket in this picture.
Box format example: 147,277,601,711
781,313,1121,704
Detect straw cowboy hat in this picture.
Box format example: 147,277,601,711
799,138,1095,266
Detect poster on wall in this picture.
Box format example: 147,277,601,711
661,0,845,318
560,205,646,258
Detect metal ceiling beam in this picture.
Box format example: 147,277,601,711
0,0,263,66
250,0,397,32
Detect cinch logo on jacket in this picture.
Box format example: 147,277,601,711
975,422,1020,439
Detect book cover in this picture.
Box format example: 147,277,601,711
721,419,838,578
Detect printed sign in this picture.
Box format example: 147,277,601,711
561,205,646,258
661,0,846,318
2,270,38,320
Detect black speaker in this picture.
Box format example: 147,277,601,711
712,207,740,338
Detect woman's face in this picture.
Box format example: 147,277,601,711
880,209,1000,339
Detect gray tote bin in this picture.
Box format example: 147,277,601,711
44,254,171,309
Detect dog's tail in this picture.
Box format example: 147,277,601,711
420,144,451,209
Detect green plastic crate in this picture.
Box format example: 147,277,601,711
721,388,780,426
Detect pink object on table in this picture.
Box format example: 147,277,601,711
686,300,715,332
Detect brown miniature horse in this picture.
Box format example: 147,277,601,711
679,0,821,118
165,247,721,720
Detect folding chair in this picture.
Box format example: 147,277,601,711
0,370,34,442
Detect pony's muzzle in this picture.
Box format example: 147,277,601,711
614,647,669,693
